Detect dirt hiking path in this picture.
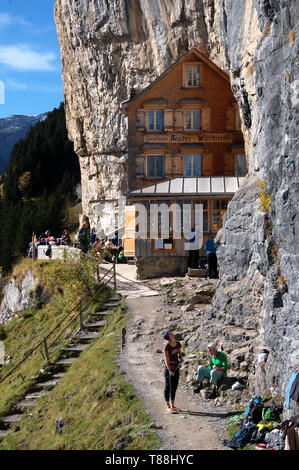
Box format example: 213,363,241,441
100,264,231,451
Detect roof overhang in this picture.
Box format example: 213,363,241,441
128,177,245,198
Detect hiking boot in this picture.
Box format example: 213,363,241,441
208,388,218,399
193,384,202,394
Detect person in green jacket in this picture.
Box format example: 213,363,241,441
194,342,228,398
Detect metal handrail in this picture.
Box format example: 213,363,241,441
0,263,116,385
47,270,114,350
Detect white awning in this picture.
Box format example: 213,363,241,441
129,177,245,197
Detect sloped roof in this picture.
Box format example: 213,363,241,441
122,48,230,113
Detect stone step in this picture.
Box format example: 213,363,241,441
0,414,23,424
76,331,100,340
84,320,106,328
15,399,37,410
63,343,90,352
52,372,66,379
56,357,78,366
25,390,50,400
105,297,120,303
89,310,112,316
102,302,119,308
35,379,60,389
0,429,12,437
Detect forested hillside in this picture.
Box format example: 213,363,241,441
0,103,80,272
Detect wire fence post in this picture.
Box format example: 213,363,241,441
43,338,50,363
32,232,35,261
79,300,83,329
113,261,117,292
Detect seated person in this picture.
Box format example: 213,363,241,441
93,237,101,251
38,230,51,245
109,237,120,263
48,236,57,246
61,230,71,245
194,342,228,398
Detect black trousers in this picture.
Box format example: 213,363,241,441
188,250,199,268
164,368,180,402
207,252,218,278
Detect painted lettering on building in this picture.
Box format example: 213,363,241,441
144,133,233,144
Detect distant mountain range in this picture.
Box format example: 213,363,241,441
0,113,48,174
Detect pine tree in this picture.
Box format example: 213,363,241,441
0,103,81,272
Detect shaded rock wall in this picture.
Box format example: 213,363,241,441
54,0,298,415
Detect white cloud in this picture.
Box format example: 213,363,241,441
6,79,28,91
0,45,57,71
0,12,31,29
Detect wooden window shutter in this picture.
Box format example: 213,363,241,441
124,206,136,257
164,154,172,177
173,155,183,175
224,152,234,176
174,110,183,130
225,107,235,131
164,109,174,131
201,107,211,131
202,153,213,176
136,109,146,130
135,154,145,178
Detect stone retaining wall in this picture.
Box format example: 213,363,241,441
136,256,188,280
37,245,81,260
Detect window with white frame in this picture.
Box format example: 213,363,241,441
147,110,164,131
183,154,202,177
184,109,201,131
147,154,164,178
185,64,201,87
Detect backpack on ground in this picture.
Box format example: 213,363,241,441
245,395,265,424
262,405,281,422
222,423,257,449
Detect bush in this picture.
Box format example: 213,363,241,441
0,326,7,340
259,180,271,213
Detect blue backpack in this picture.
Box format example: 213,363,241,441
222,423,257,449
245,395,265,424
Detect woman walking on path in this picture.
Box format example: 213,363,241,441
163,331,183,414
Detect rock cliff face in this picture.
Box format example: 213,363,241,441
54,0,298,415
0,270,37,324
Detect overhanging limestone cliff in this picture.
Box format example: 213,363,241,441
55,0,298,416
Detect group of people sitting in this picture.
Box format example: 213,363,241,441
37,229,71,247
77,222,125,263
27,229,71,257
163,331,227,414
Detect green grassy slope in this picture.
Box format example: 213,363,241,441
0,257,161,450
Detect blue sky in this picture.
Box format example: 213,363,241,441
0,0,63,118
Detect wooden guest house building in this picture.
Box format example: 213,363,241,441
122,47,246,279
